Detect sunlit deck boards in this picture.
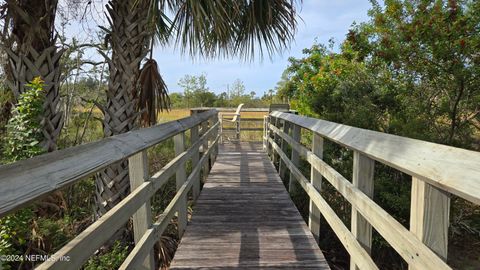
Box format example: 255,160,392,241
170,142,330,269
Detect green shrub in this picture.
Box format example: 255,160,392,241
3,77,46,162
84,241,129,270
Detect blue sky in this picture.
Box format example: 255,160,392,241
154,1,373,96
65,1,373,96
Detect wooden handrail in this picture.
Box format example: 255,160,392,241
0,110,219,270
266,112,480,270
270,111,480,205
0,110,217,217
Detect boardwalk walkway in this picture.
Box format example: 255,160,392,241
170,142,329,269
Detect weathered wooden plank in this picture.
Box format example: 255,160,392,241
222,127,263,131
350,151,375,270
191,107,269,113
170,143,329,269
190,124,200,200
127,151,154,270
310,133,323,243
0,110,217,217
174,132,187,237
289,124,301,192
410,177,450,269
271,111,480,205
201,120,209,180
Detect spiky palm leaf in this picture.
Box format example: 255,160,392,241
164,0,300,59
137,58,170,127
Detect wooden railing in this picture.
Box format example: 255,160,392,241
191,107,265,142
264,111,480,270
0,110,220,270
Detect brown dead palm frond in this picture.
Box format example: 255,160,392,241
154,235,178,269
137,58,171,127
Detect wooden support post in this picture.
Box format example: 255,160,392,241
266,116,273,160
309,133,323,243
201,121,209,181
214,113,219,161
219,113,223,144
289,124,301,193
191,124,200,200
409,177,450,269
279,121,291,180
272,117,281,166
128,151,154,270
263,116,268,150
209,115,217,165
174,132,187,237
350,151,375,270
236,114,241,140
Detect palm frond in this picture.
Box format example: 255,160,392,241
233,0,300,60
154,235,177,269
137,59,170,127
164,0,301,60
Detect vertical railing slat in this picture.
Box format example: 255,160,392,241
201,120,209,181
409,177,450,269
289,124,301,193
191,124,200,200
279,120,291,181
174,132,187,237
128,151,154,270
309,133,323,243
272,117,281,166
350,151,375,270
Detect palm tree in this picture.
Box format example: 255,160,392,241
0,0,63,152
95,0,301,215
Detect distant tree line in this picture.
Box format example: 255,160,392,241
169,74,279,108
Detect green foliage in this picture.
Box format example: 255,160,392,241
277,0,480,268
0,209,34,270
84,241,129,270
2,77,46,162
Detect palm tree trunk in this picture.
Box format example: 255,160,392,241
2,0,64,152
5,46,64,152
95,0,151,216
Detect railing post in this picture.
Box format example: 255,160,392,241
279,120,291,180
209,114,218,165
309,133,323,243
128,151,154,270
263,115,268,150
219,113,223,144
350,151,375,270
267,116,274,160
191,124,200,200
289,124,301,193
201,120,209,181
409,177,450,269
236,114,241,140
174,132,187,237
214,112,219,160
265,115,273,159
272,117,281,166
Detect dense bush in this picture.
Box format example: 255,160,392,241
277,1,480,268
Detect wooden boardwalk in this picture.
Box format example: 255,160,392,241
170,142,329,269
